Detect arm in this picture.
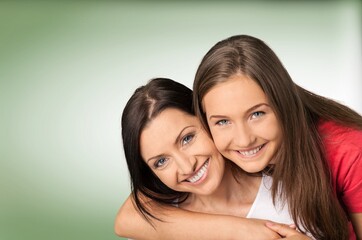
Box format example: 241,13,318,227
265,222,312,240
325,128,362,239
114,195,281,240
350,213,362,240
114,196,157,239
343,149,362,239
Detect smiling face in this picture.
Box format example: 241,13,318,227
202,74,282,173
140,108,225,196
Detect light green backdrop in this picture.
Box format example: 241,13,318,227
1,1,361,240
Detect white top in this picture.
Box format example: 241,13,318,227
247,175,314,239
246,174,293,224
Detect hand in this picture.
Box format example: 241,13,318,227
265,221,312,240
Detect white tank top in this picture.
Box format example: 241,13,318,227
246,174,294,224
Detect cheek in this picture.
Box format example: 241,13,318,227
199,134,220,154
263,118,282,140
153,170,176,188
209,129,228,152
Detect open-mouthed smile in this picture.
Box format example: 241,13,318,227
237,144,265,157
186,160,209,183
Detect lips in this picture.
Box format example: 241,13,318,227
186,160,209,183
237,143,265,157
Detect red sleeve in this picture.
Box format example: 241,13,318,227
341,149,362,213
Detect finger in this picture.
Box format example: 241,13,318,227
265,221,299,237
288,224,296,229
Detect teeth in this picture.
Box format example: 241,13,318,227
238,145,263,156
187,161,209,183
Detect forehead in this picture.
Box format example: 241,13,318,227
203,75,267,113
140,108,198,159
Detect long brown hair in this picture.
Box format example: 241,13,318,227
193,35,362,240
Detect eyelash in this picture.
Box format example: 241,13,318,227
154,157,167,169
181,133,195,146
215,119,230,126
251,111,265,119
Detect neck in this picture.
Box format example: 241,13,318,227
181,162,261,217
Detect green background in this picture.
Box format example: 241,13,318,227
1,1,361,239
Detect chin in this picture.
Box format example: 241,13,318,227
243,167,262,173
241,163,268,173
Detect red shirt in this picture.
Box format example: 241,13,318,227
318,121,362,239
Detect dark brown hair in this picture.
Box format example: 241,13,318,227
121,78,192,222
193,35,362,240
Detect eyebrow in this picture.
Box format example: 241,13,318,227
146,125,194,163
208,103,269,120
146,154,163,164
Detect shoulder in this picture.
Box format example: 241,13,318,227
317,121,362,212
318,120,362,155
317,120,362,182
318,121,362,188
114,196,134,237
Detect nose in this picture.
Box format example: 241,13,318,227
233,122,255,147
174,152,197,175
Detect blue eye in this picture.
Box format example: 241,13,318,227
251,111,265,119
181,134,194,146
154,157,167,168
216,119,229,126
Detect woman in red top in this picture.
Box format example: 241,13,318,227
192,34,362,239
